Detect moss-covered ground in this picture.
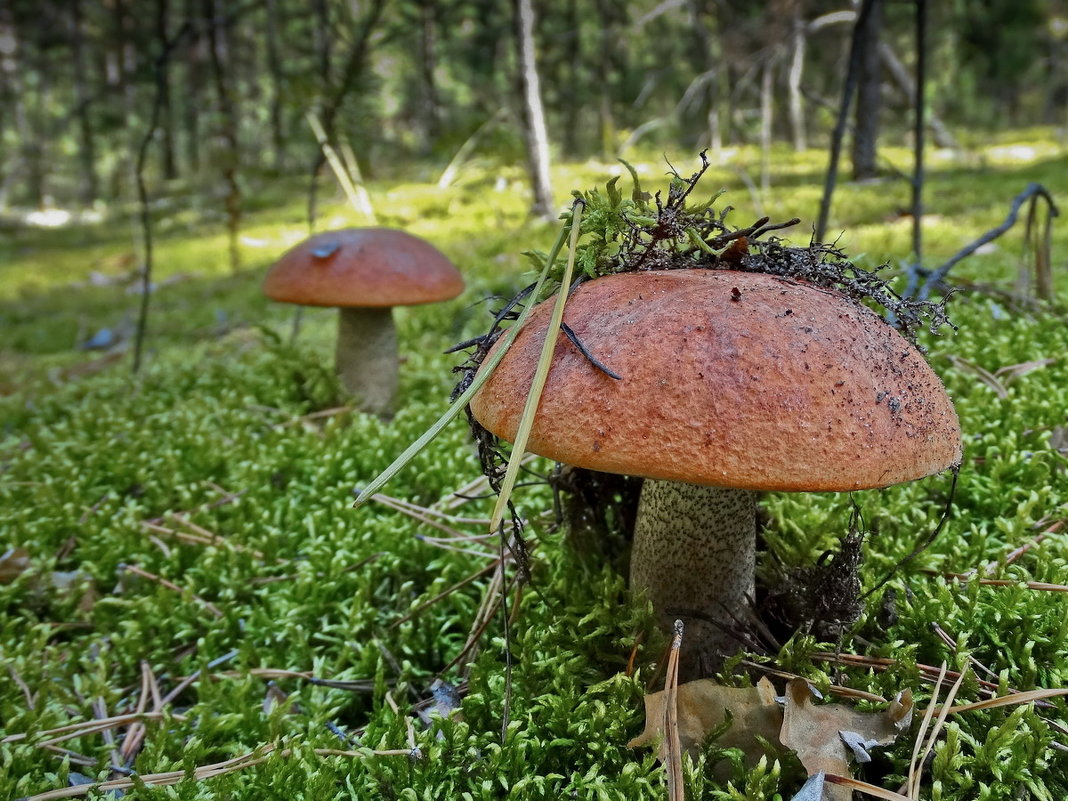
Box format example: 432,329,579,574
3,132,1068,799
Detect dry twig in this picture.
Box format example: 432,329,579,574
120,564,223,617
20,741,413,801
663,620,685,801
906,663,967,799
2,712,185,747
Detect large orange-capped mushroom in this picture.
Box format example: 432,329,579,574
264,228,464,416
470,269,961,678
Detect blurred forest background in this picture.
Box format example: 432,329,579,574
2,0,1066,222
5,4,1068,798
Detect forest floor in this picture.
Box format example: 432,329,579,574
2,130,1068,800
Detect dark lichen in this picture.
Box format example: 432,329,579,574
763,518,866,644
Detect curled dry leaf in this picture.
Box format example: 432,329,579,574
48,570,99,614
1050,426,1067,458
780,679,913,801
627,676,784,765
0,547,32,583
0,549,97,612
262,682,294,717
839,730,879,763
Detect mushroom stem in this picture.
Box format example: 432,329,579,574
629,480,756,680
336,306,398,416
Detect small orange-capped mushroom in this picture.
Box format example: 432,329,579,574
264,228,463,416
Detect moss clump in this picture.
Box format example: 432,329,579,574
532,153,950,346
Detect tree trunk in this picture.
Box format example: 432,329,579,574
182,0,202,173
715,12,734,148
26,23,49,207
116,0,139,159
313,0,333,92
264,0,287,170
155,0,178,180
910,0,926,263
417,0,442,147
1044,31,1067,126
760,60,773,193
101,0,132,197
719,73,735,146
687,0,722,155
513,0,554,219
468,0,505,116
0,7,26,206
562,0,582,157
877,41,957,149
851,0,882,180
70,0,100,204
815,0,877,242
594,0,618,159
787,6,807,151
0,8,43,207
203,0,241,272
305,0,332,229
306,0,387,228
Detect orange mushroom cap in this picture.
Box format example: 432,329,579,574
470,269,961,492
263,228,464,308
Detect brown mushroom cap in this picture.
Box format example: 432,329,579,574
470,269,961,492
263,228,464,308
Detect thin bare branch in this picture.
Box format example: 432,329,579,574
907,182,1059,299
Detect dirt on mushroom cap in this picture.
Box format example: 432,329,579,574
469,269,961,492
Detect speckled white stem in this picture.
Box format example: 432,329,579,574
336,306,397,417
630,481,757,679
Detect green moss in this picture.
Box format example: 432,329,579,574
3,134,1068,799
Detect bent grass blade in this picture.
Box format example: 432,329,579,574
352,215,574,509
488,200,584,533
306,111,377,223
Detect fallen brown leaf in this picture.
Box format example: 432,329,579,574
48,570,98,613
262,682,296,717
780,679,912,801
0,550,96,612
1051,426,1067,457
0,547,31,583
628,676,784,766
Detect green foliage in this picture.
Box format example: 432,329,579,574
3,140,1068,800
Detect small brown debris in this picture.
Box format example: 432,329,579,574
720,236,749,266
0,547,31,583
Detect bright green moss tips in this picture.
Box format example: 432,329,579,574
4,140,1068,801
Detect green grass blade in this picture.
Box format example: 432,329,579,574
307,111,377,223
488,200,585,532
352,219,571,509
